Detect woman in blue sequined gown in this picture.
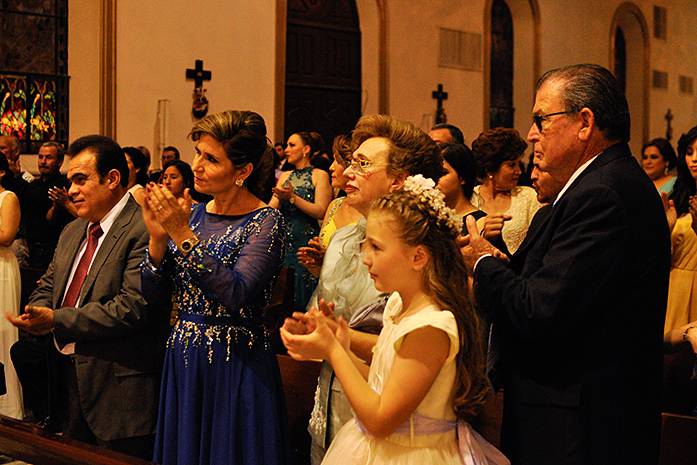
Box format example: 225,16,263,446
270,132,332,310
141,111,287,465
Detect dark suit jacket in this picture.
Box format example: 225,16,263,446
475,143,670,465
29,196,167,441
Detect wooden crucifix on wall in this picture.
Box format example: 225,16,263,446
186,59,212,119
432,83,448,124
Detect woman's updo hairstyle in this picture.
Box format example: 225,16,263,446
190,110,274,201
471,127,527,179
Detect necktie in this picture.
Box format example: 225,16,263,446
62,223,103,308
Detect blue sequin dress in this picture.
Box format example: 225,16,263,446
142,203,287,465
279,166,320,310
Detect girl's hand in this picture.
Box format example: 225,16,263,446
335,316,350,352
280,312,339,361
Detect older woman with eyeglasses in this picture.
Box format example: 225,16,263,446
282,115,444,465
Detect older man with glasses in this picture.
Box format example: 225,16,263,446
461,64,670,465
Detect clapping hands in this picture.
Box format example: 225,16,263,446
297,236,325,277
280,299,350,360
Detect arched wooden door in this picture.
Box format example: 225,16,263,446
284,0,361,148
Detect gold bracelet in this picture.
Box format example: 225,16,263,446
682,325,696,342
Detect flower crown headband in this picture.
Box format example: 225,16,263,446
400,174,463,236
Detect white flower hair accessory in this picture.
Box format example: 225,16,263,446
401,174,463,236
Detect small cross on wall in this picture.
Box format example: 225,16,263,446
432,83,448,124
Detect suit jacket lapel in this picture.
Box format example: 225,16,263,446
78,199,138,304
54,220,89,308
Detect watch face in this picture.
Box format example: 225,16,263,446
181,240,192,252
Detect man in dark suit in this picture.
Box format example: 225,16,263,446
461,64,670,465
8,135,167,460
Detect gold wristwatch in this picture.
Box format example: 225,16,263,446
179,235,200,255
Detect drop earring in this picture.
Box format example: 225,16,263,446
235,178,244,187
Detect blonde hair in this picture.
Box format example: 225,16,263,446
370,190,489,420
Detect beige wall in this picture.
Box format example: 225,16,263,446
113,0,277,165
64,0,697,164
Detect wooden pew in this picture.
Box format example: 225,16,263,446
277,354,321,465
0,415,151,464
659,412,697,465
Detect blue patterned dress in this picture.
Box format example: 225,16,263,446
279,167,320,310
142,203,287,465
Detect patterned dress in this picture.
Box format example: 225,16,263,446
280,166,321,310
142,204,287,465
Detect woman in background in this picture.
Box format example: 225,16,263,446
270,131,332,310
0,153,23,419
123,146,149,206
642,137,677,195
471,128,540,255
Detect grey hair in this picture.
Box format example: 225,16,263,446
536,64,630,143
40,141,65,160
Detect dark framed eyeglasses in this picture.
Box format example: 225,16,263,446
532,111,574,132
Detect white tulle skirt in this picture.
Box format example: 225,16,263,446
0,247,23,419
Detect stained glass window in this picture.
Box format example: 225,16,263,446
0,75,27,139
0,0,68,153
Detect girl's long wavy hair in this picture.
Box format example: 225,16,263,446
369,190,489,420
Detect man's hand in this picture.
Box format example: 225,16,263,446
458,215,509,271
479,213,512,240
6,305,55,335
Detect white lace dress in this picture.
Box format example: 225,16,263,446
471,186,541,254
321,293,509,465
0,190,23,419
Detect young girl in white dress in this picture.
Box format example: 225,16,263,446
281,175,509,465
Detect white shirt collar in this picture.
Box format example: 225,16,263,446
89,191,130,235
553,153,601,206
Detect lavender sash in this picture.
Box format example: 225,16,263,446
357,412,510,465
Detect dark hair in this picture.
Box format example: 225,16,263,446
536,63,630,143
471,127,527,178
274,142,284,149
642,138,677,170
162,146,180,159
440,143,477,198
431,123,465,144
670,126,697,215
0,153,9,187
162,159,193,189
190,110,273,201
67,135,129,187
123,146,149,186
352,114,444,182
40,141,65,161
294,131,320,156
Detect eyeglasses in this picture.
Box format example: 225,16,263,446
532,111,574,132
347,157,389,175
